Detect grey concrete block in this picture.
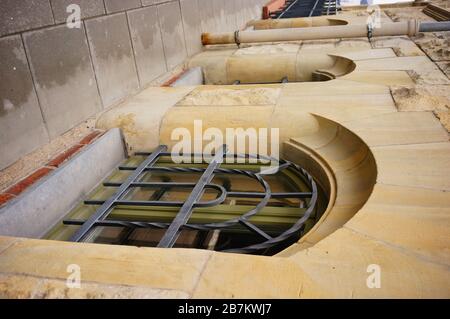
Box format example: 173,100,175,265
171,67,203,86
198,0,217,33
0,0,54,36
23,24,102,138
213,0,227,33
104,0,141,13
141,0,168,5
221,0,238,32
50,0,106,24
234,0,247,30
180,0,202,56
85,13,139,108
127,6,167,86
157,1,187,69
0,129,126,238
0,35,49,170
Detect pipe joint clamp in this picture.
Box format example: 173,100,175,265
234,30,241,47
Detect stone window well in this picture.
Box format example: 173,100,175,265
45,146,328,256
186,44,356,85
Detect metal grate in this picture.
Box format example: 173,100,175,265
64,145,318,254
275,0,341,19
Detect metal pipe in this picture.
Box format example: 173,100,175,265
202,20,450,46
202,20,421,45
248,16,347,30
418,21,450,32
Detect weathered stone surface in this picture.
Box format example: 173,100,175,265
343,112,449,146
0,0,54,36
437,61,450,79
371,36,425,57
434,110,450,132
342,70,415,86
284,117,377,245
0,238,211,292
104,0,141,14
356,56,450,85
0,273,40,299
97,86,195,152
279,93,395,109
23,24,102,138
413,31,450,62
346,183,450,264
235,43,300,55
85,13,139,107
291,228,450,298
0,273,189,299
385,7,433,23
391,85,450,112
188,51,233,85
275,101,395,126
180,0,203,56
332,48,396,61
160,105,274,151
127,6,167,86
0,236,19,255
336,38,371,49
373,142,450,191
0,35,49,170
228,54,298,83
193,253,323,298
50,0,105,23
157,1,187,69
177,85,281,106
281,79,389,96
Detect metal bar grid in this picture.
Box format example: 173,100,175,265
68,145,167,242
157,145,227,248
64,145,318,254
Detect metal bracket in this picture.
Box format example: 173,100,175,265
367,23,373,43
234,30,241,48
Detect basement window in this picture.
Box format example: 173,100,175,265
46,145,321,255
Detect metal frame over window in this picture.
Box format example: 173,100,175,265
58,145,318,254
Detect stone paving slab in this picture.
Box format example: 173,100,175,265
373,142,450,191
345,183,450,265
0,238,211,293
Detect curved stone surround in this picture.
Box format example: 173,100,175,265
1,46,449,298
188,44,357,84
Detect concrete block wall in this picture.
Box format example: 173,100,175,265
0,0,266,170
